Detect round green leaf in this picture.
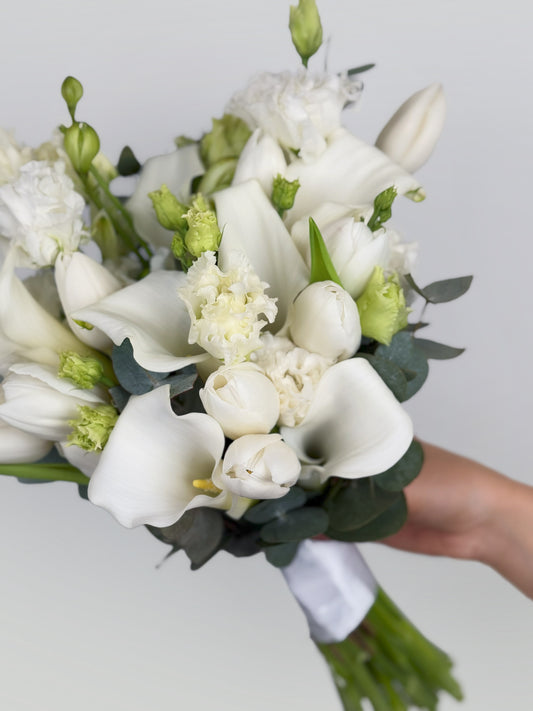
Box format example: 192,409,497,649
375,440,424,492
260,507,329,543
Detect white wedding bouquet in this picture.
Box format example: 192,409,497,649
0,1,471,708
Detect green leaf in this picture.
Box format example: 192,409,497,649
347,63,376,76
375,440,424,492
309,218,342,286
146,507,225,570
160,365,198,398
222,531,261,558
412,338,465,360
375,331,429,400
405,274,473,304
327,494,407,542
117,145,141,176
109,385,130,412
356,353,408,402
366,186,397,232
244,486,307,525
264,541,300,568
112,339,169,395
260,507,329,543
0,462,89,486
325,478,400,532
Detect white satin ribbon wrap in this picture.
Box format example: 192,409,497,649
282,539,377,643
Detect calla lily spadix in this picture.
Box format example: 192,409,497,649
281,358,413,484
87,385,231,528
73,270,208,373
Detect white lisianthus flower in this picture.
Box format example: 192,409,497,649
252,334,331,427
219,433,301,499
0,128,33,185
200,362,280,440
288,281,361,361
0,160,87,267
178,250,277,365
232,129,288,195
385,228,418,277
226,71,362,162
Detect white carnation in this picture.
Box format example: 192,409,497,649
252,334,331,427
0,128,32,185
0,160,87,267
226,70,362,162
178,251,277,365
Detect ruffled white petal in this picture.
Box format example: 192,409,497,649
0,420,52,463
281,358,412,481
88,385,228,528
73,270,207,372
214,180,309,329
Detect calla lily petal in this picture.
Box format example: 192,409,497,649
232,129,288,195
126,145,203,248
281,358,412,481
214,180,309,329
0,420,53,463
285,128,423,227
73,270,207,372
55,252,122,351
88,385,228,528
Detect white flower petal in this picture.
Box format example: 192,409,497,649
57,441,100,477
126,145,203,248
281,358,412,480
0,421,52,463
88,385,227,528
214,180,309,329
73,270,207,372
232,129,287,195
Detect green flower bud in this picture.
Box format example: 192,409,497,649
367,186,397,232
148,184,188,232
271,174,301,215
184,202,222,258
92,153,118,184
171,232,193,270
63,122,100,174
200,114,251,169
68,404,118,451
91,211,121,260
356,267,409,345
61,76,83,120
59,351,105,389
289,0,323,68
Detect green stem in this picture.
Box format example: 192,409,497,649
0,463,89,486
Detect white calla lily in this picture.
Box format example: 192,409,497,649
200,362,280,440
284,128,423,228
55,252,123,351
0,420,52,462
219,433,300,499
281,358,412,484
88,385,230,528
232,129,287,195
73,270,207,372
126,145,203,248
214,180,309,330
0,362,105,441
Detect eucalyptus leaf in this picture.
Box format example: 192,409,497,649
244,487,307,525
260,508,329,543
112,339,169,395
161,365,197,397
117,145,141,176
375,440,424,492
375,331,429,400
325,478,399,531
347,63,376,76
264,541,300,568
327,494,407,542
223,531,261,558
109,385,130,412
405,274,473,304
412,338,465,360
356,353,408,402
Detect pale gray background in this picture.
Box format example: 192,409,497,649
1,0,532,709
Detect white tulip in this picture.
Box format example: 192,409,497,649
219,433,300,499
375,83,446,173
200,362,280,440
0,420,52,463
232,129,287,195
288,281,361,361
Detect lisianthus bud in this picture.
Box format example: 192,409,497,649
63,122,100,174
184,198,222,257
148,184,188,232
61,76,83,119
289,0,323,67
288,281,361,361
68,404,118,451
92,211,121,260
272,174,300,215
375,83,446,173
356,267,409,345
200,114,252,168
200,362,280,440
58,351,105,389
220,433,300,499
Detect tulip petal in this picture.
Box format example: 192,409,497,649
281,358,412,481
88,385,227,528
0,421,53,463
214,180,309,329
126,145,203,248
56,441,100,477
73,270,207,372
285,128,423,227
